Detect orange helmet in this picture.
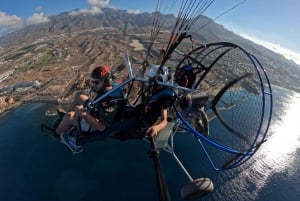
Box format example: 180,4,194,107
91,65,111,81
91,65,112,87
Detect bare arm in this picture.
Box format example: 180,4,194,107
75,105,106,132
146,108,168,137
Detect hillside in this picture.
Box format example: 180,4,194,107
0,7,299,95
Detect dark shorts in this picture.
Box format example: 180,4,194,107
77,116,143,145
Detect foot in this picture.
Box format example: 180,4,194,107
41,123,60,141
60,132,83,154
56,108,67,117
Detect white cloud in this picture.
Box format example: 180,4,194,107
36,6,43,13
88,0,110,7
69,6,103,16
241,34,300,65
0,11,24,29
109,6,119,11
126,9,141,15
26,12,50,25
69,0,108,16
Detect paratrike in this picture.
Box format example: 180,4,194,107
41,0,273,200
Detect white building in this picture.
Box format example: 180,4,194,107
0,85,14,95
14,80,41,92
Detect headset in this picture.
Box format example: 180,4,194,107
103,71,113,87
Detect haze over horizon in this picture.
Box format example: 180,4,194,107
239,33,300,65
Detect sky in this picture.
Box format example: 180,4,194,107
0,0,299,64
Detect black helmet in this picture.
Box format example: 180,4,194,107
175,65,195,88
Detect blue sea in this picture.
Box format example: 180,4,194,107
0,86,299,201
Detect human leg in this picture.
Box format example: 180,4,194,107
68,91,89,110
56,111,77,135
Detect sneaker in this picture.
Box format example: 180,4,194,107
41,123,60,142
60,132,83,154
56,108,67,117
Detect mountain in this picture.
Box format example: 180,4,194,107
0,7,299,92
0,8,153,47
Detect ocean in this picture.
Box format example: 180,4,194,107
0,86,299,201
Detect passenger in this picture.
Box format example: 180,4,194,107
113,78,176,141
56,65,124,153
135,66,176,138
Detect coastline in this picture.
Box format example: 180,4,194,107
272,84,300,94
0,98,64,118
0,101,22,118
0,84,298,119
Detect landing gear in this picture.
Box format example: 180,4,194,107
181,178,214,200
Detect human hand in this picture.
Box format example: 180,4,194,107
146,125,160,137
75,105,86,116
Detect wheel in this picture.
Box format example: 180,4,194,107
181,178,214,200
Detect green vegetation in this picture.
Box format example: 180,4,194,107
20,45,36,52
16,52,53,73
16,65,30,73
36,54,53,70
36,46,49,53
4,45,37,61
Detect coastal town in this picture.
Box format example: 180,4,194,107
0,28,155,117
1,25,299,118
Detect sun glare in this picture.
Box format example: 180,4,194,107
246,93,300,198
264,95,300,165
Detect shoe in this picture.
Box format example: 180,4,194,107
56,108,66,117
41,123,60,142
60,132,83,154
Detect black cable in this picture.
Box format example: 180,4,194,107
198,0,249,30
149,136,171,201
